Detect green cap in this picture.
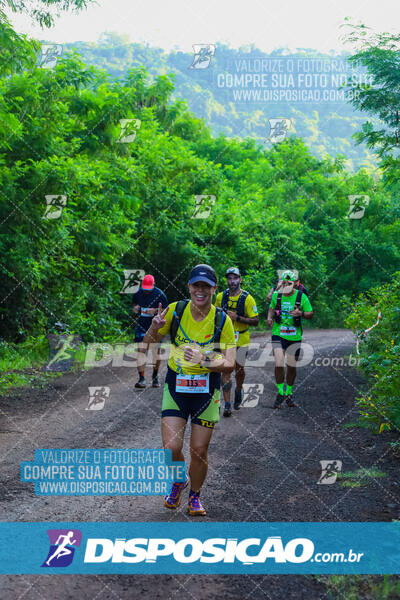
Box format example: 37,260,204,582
281,270,296,281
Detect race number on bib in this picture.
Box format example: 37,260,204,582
175,373,210,393
280,325,297,336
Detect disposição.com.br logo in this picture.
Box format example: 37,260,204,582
39,530,364,569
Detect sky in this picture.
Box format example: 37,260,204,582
6,0,400,52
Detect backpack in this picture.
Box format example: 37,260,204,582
221,289,249,317
170,299,226,348
297,282,309,297
274,290,303,328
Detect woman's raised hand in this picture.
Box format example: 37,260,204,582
152,303,169,329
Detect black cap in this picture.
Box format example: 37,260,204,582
226,267,241,277
188,264,217,287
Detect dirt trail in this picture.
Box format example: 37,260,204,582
0,329,399,599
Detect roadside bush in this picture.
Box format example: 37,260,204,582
345,273,400,438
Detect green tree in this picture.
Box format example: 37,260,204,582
343,23,400,179
346,274,400,441
0,28,399,343
1,0,93,28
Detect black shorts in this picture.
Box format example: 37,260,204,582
161,367,221,428
134,325,148,343
271,335,301,360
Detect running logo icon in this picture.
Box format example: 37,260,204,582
42,195,67,220
242,383,263,407
42,529,82,567
347,195,369,220
317,460,342,485
193,195,216,219
44,334,82,372
189,45,215,69
116,119,141,143
120,269,145,294
268,118,292,143
38,44,63,69
86,386,110,410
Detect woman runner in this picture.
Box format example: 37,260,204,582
143,264,236,515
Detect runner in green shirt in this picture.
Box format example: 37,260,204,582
267,270,313,408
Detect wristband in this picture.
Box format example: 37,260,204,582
301,310,305,317
236,315,241,322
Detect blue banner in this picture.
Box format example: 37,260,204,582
0,522,399,574
20,449,186,496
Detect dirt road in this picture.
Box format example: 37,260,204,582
1,329,399,599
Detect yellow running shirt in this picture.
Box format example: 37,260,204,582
215,291,258,347
157,301,236,375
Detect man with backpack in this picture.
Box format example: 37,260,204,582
215,267,259,416
267,270,313,408
143,264,236,516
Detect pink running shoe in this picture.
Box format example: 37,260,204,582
164,479,189,509
188,492,206,516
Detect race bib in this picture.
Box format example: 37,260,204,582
175,373,210,394
280,325,297,336
140,307,153,317
234,331,240,343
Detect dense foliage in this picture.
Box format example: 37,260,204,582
346,274,400,440
64,34,378,170
343,24,400,443
345,24,400,180
1,22,400,343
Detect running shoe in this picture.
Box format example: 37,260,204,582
285,394,296,407
273,393,284,409
223,402,232,417
152,375,161,388
188,492,206,516
164,479,189,509
135,376,146,389
234,388,243,410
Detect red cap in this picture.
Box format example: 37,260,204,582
141,274,155,290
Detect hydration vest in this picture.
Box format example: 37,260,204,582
221,289,249,317
297,282,307,295
274,290,303,328
170,299,226,348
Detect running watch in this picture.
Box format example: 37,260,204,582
201,355,211,368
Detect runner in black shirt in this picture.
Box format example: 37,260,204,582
132,274,168,388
